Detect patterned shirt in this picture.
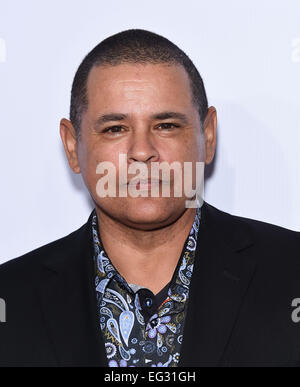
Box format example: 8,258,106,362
92,207,201,367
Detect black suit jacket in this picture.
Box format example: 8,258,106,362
1,202,300,367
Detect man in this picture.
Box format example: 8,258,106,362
0,29,300,367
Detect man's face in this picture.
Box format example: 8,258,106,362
63,63,215,230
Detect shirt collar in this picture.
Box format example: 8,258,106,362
92,205,201,301
167,206,201,303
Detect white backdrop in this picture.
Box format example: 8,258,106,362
0,0,299,264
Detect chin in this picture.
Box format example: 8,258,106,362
121,197,183,228
95,196,186,229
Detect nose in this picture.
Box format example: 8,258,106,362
127,130,159,165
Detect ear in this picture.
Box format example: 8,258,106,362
59,118,81,173
203,106,217,164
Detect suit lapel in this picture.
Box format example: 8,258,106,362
38,213,107,367
179,202,257,367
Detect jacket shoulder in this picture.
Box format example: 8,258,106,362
203,202,300,268
204,201,299,238
0,218,90,283
202,201,300,293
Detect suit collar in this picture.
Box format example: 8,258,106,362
179,202,256,366
38,211,107,366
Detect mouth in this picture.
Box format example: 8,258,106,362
128,178,162,190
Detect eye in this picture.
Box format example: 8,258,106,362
102,125,125,134
157,123,180,130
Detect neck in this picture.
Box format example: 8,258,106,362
95,206,196,294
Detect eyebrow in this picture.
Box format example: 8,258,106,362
94,113,127,127
150,112,188,124
94,111,189,127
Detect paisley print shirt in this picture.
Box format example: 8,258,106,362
92,207,201,367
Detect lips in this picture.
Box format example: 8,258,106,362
128,178,161,190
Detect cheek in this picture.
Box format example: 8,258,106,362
166,136,201,163
186,132,206,162
85,146,125,191
77,140,103,185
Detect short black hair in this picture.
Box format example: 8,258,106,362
70,29,208,136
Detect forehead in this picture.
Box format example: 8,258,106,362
85,63,195,113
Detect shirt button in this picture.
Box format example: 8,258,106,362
145,298,152,308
